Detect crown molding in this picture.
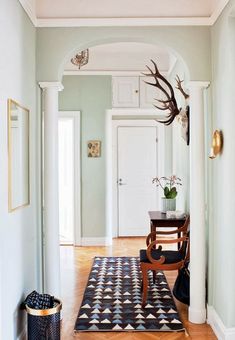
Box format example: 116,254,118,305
18,0,37,26
39,81,64,91
19,0,229,28
210,0,230,25
37,17,211,27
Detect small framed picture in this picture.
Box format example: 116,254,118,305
87,140,101,157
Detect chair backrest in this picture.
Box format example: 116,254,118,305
146,215,190,247
179,231,190,262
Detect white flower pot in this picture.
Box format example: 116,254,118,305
161,198,176,213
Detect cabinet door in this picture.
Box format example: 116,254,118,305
112,77,139,107
140,76,162,108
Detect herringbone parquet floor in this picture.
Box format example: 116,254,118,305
60,237,217,339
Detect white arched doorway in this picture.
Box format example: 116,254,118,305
39,35,210,324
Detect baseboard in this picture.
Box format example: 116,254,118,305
81,237,112,246
207,305,235,340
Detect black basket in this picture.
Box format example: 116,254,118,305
26,298,62,340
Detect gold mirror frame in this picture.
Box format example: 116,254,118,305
8,99,30,212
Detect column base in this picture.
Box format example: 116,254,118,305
189,306,207,324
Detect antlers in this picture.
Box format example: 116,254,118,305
143,60,189,125
175,75,189,100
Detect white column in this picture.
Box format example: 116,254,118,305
39,82,64,297
188,81,210,324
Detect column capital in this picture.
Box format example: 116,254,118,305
188,81,210,89
39,81,64,91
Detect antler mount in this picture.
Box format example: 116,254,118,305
143,60,189,125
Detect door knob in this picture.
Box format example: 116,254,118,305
118,178,127,185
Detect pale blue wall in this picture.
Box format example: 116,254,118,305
59,75,112,237
36,26,211,82
210,0,235,327
0,0,40,339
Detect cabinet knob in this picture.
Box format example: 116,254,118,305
135,90,139,94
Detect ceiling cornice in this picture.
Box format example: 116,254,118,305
20,0,230,28
18,0,37,26
37,17,211,27
209,0,230,24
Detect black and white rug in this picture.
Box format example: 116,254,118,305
74,256,184,332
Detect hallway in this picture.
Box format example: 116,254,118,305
60,238,216,339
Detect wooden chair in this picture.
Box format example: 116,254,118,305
139,217,190,306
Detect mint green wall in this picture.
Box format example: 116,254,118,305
59,76,112,237
210,0,235,327
169,60,190,212
0,1,40,339
36,26,211,82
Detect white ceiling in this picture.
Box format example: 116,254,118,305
64,42,174,74
37,0,219,19
18,0,228,74
19,0,229,26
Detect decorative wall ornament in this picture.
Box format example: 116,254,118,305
143,60,190,144
87,140,101,157
71,49,89,69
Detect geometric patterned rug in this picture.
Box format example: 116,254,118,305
74,257,185,332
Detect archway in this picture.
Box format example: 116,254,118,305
38,31,210,324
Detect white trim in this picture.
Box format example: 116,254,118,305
109,108,164,116
188,81,210,89
18,0,37,26
63,70,166,76
19,0,229,27
39,82,64,91
63,70,168,77
210,0,230,25
58,111,81,246
106,108,165,239
81,237,112,246
207,305,235,340
37,17,210,28
112,119,165,237
167,57,178,78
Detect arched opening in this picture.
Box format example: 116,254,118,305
58,41,190,245
40,34,210,335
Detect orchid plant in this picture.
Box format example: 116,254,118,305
152,175,182,199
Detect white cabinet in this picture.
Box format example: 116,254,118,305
139,76,160,108
112,77,139,108
112,76,160,108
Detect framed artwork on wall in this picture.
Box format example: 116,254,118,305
87,140,101,157
8,99,30,212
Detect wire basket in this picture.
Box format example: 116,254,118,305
26,298,62,340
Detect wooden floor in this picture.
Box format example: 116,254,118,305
60,237,216,339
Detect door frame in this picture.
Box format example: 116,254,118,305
105,109,166,240
58,111,81,246
114,120,163,237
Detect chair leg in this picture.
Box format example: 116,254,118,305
141,267,148,307
152,270,156,283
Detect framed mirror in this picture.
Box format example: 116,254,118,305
8,99,30,212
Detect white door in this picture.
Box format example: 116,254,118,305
118,126,158,236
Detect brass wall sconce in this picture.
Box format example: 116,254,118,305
209,130,223,159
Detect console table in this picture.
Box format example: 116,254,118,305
149,211,187,231
148,211,187,248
